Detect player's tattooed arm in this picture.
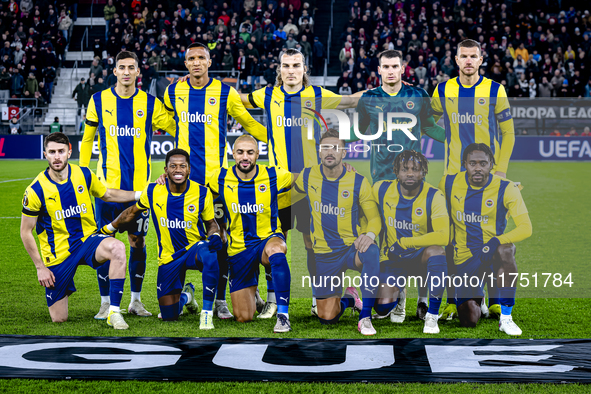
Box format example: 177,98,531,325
204,218,221,238
20,215,55,288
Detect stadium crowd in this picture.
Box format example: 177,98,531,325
335,0,591,98
101,0,324,91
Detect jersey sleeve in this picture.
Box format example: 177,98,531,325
228,87,268,142
201,187,215,222
359,177,381,235
497,182,532,245
136,184,151,210
320,87,342,109
152,97,177,135
494,85,515,174
80,96,99,167
430,190,448,220
248,87,267,108
399,190,450,249
431,84,443,122
294,168,306,194
21,185,42,217
206,169,222,195
163,84,175,112
275,167,293,191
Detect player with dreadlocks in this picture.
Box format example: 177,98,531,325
372,150,450,334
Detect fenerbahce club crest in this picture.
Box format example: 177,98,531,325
187,204,196,213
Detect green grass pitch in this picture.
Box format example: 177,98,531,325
0,159,589,391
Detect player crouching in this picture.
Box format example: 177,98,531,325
373,150,449,334
444,143,532,335
294,130,382,335
20,133,142,329
102,149,221,329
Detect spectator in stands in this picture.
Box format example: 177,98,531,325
551,70,565,93
24,72,38,97
9,68,24,97
338,82,352,95
13,44,24,65
538,76,555,97
312,36,324,76
58,9,72,42
92,77,107,94
565,127,579,137
558,79,573,97
581,127,591,136
49,117,63,134
34,91,46,120
41,66,56,104
72,78,90,115
10,117,22,135
104,0,117,40
89,58,103,79
0,66,10,91
93,38,104,59
585,79,591,98
550,129,561,136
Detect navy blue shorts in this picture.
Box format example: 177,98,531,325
379,247,425,284
95,198,149,236
313,244,360,298
156,241,215,299
455,254,487,305
46,233,110,307
227,234,284,293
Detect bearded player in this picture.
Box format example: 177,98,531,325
80,50,176,319
431,39,516,321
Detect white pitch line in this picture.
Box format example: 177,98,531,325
0,217,20,219
0,178,33,184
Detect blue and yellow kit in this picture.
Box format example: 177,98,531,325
444,172,532,265
80,87,176,191
431,76,515,176
22,164,108,267
164,78,267,186
207,165,293,256
136,180,215,266
373,180,449,261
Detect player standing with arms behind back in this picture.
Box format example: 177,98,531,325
431,40,516,320
80,51,176,319
163,42,268,320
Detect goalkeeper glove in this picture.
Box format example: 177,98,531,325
481,237,500,262
387,241,405,261
97,223,116,236
208,233,223,252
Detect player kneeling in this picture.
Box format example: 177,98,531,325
103,149,221,330
373,150,449,334
20,133,142,329
444,143,532,335
207,136,298,333
294,130,382,336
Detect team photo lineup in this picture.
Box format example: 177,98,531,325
19,37,540,339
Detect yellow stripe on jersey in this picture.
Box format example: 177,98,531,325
21,164,107,267
250,85,342,208
294,165,380,255
443,172,530,265
373,180,448,261
208,165,292,256
431,76,515,175
164,78,267,186
136,180,214,266
80,87,175,191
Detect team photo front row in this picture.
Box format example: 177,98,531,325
20,131,531,336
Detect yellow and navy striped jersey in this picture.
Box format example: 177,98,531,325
431,76,515,175
164,78,267,185
373,180,449,261
293,164,381,255
136,180,214,266
207,165,292,256
80,87,175,191
444,172,530,265
249,85,342,173
21,164,107,267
